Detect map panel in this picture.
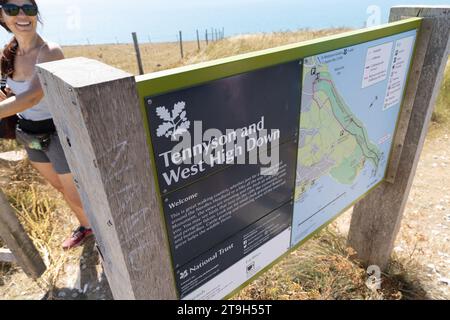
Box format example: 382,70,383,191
292,30,417,246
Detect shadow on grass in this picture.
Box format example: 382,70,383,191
381,259,431,300
235,228,432,300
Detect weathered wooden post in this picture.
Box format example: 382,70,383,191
179,30,184,59
196,29,201,51
348,6,450,270
132,32,144,75
36,58,177,299
0,190,46,278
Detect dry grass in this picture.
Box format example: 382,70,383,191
185,28,352,65
0,159,76,298
0,140,19,153
1,28,449,299
62,29,351,75
432,59,450,124
62,29,448,128
63,40,206,75
233,227,428,300
234,229,380,300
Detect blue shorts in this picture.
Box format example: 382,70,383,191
24,132,71,175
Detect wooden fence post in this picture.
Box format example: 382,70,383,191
196,29,201,51
0,190,46,278
179,30,184,59
36,57,177,300
205,29,209,45
348,6,450,270
132,32,144,75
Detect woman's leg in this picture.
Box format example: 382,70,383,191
30,161,90,228
57,173,90,228
30,161,64,193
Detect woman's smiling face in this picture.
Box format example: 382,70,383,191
1,0,38,35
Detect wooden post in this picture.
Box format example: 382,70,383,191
205,29,209,45
348,6,450,271
0,190,46,278
179,30,184,59
36,57,177,300
211,27,214,41
132,32,144,75
384,22,431,183
196,29,201,51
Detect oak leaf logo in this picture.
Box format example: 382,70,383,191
155,101,190,140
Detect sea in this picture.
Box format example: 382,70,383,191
0,0,445,45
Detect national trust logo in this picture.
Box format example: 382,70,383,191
156,101,191,140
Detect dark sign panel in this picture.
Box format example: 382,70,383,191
144,60,303,298
145,61,302,194
176,202,293,299
163,140,297,269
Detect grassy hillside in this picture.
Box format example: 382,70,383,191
62,29,352,74
62,29,449,127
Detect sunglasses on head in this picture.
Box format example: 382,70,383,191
0,3,38,16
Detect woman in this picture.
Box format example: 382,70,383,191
0,0,92,250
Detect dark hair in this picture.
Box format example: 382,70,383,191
0,0,41,77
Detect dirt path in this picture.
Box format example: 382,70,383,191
394,125,450,298
334,125,450,299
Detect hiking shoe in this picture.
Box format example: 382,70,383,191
62,226,93,250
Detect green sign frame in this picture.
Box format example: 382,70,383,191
135,17,422,300
136,18,421,96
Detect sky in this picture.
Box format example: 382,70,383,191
0,0,447,45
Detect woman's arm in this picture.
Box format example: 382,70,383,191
0,43,65,119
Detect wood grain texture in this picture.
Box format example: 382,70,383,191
132,32,144,75
36,57,177,300
0,190,46,278
385,19,431,183
348,6,450,270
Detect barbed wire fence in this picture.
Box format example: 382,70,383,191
0,26,226,77
132,28,226,74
